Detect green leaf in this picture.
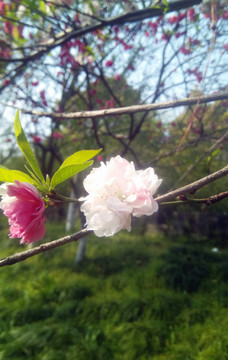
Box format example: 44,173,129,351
211,149,220,157
14,110,45,183
0,169,36,184
50,162,93,189
38,0,46,13
58,149,101,170
85,45,95,56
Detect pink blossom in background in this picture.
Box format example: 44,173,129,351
0,46,11,59
148,21,158,35
124,44,133,50
105,97,114,109
161,33,170,42
128,64,135,71
3,79,10,86
32,135,42,144
0,181,46,244
175,31,187,39
4,21,13,35
89,89,97,97
105,60,113,67
0,1,6,16
80,156,162,237
53,131,64,139
188,8,196,22
95,98,103,105
17,25,24,38
40,90,48,107
179,46,191,55
223,10,228,19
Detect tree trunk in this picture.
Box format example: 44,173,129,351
74,236,87,265
65,187,78,232
65,175,88,264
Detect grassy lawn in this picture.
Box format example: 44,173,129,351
0,217,228,360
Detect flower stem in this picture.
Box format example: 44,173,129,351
54,193,79,203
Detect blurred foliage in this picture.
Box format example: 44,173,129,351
1,220,228,359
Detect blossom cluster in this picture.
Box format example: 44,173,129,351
0,156,162,244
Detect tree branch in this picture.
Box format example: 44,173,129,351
0,229,91,268
21,91,228,119
160,191,228,206
156,164,228,203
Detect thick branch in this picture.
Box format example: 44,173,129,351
21,92,228,119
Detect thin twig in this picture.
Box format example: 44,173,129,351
160,191,228,206
175,129,228,186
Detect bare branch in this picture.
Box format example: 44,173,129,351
21,92,228,119
156,164,228,203
160,191,228,206
175,129,228,186
0,229,91,268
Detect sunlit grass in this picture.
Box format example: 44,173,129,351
0,219,228,359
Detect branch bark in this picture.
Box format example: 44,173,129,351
0,229,91,268
156,164,228,203
21,92,228,119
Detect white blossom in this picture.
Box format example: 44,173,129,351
80,156,162,237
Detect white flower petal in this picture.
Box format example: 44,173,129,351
80,156,162,237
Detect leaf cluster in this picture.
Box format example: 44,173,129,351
0,110,100,193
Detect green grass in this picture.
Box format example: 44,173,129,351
0,218,228,359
